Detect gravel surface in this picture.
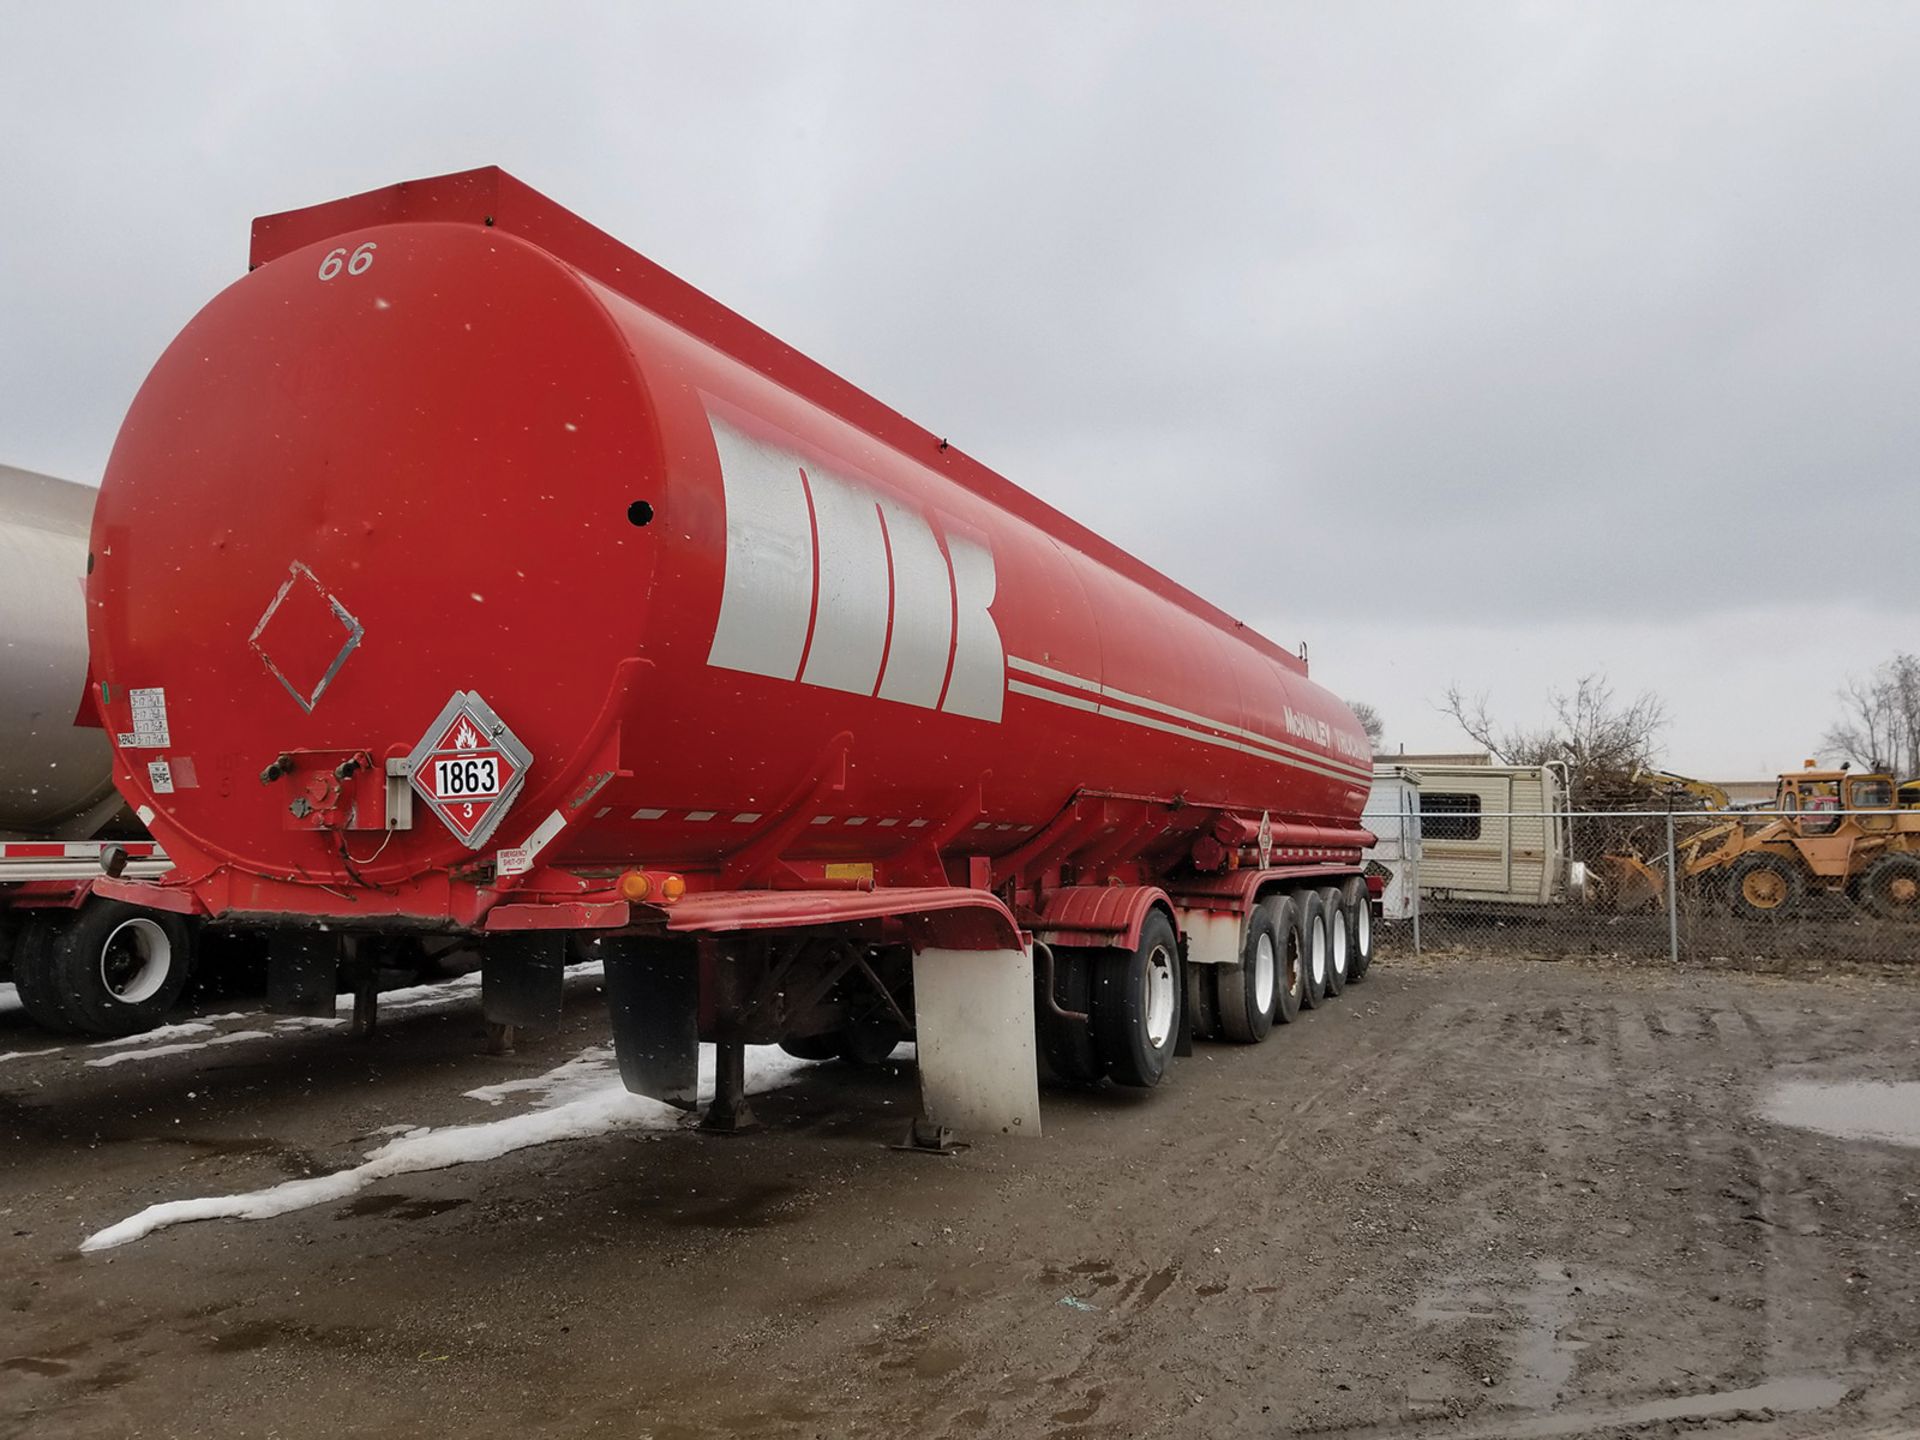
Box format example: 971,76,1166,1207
4,952,1918,1438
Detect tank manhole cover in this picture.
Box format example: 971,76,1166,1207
249,562,364,712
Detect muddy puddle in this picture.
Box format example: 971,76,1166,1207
1762,1080,1920,1147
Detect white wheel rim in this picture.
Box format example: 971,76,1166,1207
1143,944,1176,1048
1253,933,1276,1013
1310,921,1327,985
100,918,172,1005
1331,917,1348,980
1358,899,1373,956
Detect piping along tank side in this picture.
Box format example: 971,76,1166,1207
88,174,1371,912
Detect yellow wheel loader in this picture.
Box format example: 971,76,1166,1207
1602,766,1920,922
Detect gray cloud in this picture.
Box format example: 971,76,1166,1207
2,2,1914,771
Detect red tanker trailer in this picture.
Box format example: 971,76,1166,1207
86,168,1375,1140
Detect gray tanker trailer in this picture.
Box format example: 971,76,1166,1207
0,464,191,1034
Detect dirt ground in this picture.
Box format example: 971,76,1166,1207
5,950,1920,1439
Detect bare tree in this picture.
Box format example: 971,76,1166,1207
1439,673,1668,789
1822,654,1920,776
1347,700,1385,749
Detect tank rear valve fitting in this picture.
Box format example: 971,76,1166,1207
259,753,294,784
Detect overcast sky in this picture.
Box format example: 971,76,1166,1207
3,3,1914,776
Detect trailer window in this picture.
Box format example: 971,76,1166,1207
1420,792,1482,841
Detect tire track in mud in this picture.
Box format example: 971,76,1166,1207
833,991,1437,1440
599,971,1908,1440
1390,991,1634,1426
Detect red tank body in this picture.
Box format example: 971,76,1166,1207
88,168,1372,931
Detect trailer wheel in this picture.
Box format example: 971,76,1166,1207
1319,887,1349,998
10,914,83,1033
1038,946,1103,1085
836,1015,906,1066
778,1033,842,1061
1265,895,1303,1024
1296,892,1329,1010
1726,852,1802,921
47,901,195,1037
1215,901,1279,1044
1340,877,1373,982
1092,910,1182,1088
1862,854,1920,922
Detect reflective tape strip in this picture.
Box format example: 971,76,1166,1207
1006,655,1371,782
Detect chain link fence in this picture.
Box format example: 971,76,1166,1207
1366,807,1920,972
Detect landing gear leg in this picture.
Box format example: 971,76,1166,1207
350,970,379,1038
701,1036,758,1134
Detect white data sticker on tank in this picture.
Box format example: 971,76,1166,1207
146,760,175,794
127,688,171,748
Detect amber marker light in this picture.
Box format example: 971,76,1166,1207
617,869,652,902
661,873,686,903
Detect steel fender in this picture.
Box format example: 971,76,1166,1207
656,885,1022,952
87,876,205,917
1033,884,1172,951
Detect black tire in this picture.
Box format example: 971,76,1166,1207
1726,852,1803,922
1296,891,1329,1010
836,1015,905,1066
1185,951,1220,1043
1340,876,1374,982
1862,854,1920,922
1215,901,1279,1044
778,1033,841,1061
47,901,195,1037
1318,886,1349,998
1038,946,1102,1085
1265,895,1303,1024
1091,909,1182,1088
10,913,83,1033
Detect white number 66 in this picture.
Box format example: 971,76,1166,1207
317,242,377,281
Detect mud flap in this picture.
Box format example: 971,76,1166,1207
911,946,1042,1139
267,930,336,1017
482,933,566,1029
602,936,699,1110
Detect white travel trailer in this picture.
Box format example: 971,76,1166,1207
1395,760,1579,907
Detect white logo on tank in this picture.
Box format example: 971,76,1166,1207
704,414,1004,723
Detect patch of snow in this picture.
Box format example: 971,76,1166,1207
463,1043,616,1106
84,1030,274,1068
331,960,601,1016
90,1020,215,1049
0,1045,68,1065
82,1042,819,1252
339,970,481,1013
